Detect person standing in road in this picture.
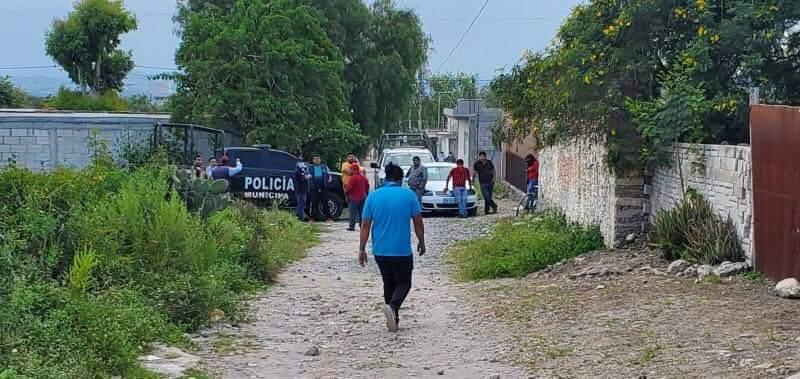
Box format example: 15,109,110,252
445,152,456,163
443,159,472,218
345,163,369,231
473,151,498,215
341,153,357,189
309,154,331,221
294,160,311,221
359,163,425,332
437,151,446,162
525,154,539,209
405,156,428,205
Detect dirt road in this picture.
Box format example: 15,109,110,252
194,204,526,378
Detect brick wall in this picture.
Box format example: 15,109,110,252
649,143,754,261
0,111,240,171
538,137,647,247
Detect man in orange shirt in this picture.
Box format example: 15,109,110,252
443,159,472,218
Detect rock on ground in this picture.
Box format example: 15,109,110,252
775,278,800,299
667,259,690,274
137,344,200,378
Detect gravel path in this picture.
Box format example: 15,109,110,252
194,201,526,378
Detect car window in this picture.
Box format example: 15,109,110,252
226,150,261,166
425,166,451,181
383,152,433,167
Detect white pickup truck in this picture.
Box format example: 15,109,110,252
370,147,435,187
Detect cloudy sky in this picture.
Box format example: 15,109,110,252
0,0,581,94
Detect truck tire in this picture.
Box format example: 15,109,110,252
312,192,344,221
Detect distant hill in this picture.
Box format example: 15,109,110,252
5,69,173,98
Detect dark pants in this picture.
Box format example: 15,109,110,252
374,255,413,319
411,188,424,205
295,192,307,220
480,181,497,213
348,199,365,228
310,188,324,218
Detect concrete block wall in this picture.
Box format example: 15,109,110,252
0,112,169,171
0,111,242,172
649,143,754,260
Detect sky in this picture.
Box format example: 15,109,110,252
0,0,581,95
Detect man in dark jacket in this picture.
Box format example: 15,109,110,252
472,151,498,214
308,154,331,221
293,161,311,221
405,156,428,205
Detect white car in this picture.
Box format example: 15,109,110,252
418,162,478,216
371,147,435,187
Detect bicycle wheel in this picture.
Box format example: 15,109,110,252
515,194,530,217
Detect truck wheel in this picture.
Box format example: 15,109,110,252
313,192,344,221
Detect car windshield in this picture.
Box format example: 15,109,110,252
383,153,432,167
425,166,451,181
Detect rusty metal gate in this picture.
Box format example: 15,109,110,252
751,105,800,281
504,151,527,192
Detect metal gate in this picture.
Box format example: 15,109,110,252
504,151,527,192
751,105,800,281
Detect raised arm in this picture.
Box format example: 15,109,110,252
229,159,243,176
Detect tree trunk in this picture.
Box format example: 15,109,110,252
94,52,102,94
77,66,86,95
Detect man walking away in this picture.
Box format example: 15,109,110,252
405,156,428,205
473,151,498,214
309,154,331,221
294,161,311,221
345,163,368,231
359,163,425,332
210,156,243,182
525,154,539,209
444,159,472,218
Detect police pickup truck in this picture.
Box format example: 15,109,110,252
219,144,345,221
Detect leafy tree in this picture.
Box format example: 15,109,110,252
492,0,800,172
45,0,137,94
0,76,31,108
414,72,478,130
171,0,367,163
126,94,162,113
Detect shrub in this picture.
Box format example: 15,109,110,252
44,87,128,112
0,162,316,376
449,212,603,280
652,191,742,264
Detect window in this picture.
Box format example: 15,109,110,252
425,166,451,181
383,152,434,167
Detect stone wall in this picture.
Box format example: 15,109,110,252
649,143,754,260
0,111,240,171
538,137,647,247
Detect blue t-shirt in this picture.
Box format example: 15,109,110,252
362,181,422,256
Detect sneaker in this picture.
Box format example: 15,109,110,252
383,304,398,332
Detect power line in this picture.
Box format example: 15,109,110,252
0,65,58,70
134,65,179,71
435,0,491,73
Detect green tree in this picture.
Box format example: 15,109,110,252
45,0,137,94
414,72,478,130
492,0,800,172
172,0,367,163
0,76,31,108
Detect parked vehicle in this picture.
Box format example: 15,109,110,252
369,132,435,186
419,162,478,216
220,145,345,221
151,123,344,221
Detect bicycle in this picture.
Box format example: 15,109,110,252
515,184,538,217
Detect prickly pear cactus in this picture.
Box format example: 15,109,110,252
169,168,231,217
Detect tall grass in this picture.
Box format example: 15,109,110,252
450,212,603,280
0,162,315,377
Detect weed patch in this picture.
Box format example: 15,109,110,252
449,212,603,280
0,162,315,377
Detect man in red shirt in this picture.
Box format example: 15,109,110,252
525,154,539,209
443,159,473,218
345,163,369,231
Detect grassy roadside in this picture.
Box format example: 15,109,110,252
449,212,603,280
0,163,315,378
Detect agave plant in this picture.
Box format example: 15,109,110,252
168,169,231,218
